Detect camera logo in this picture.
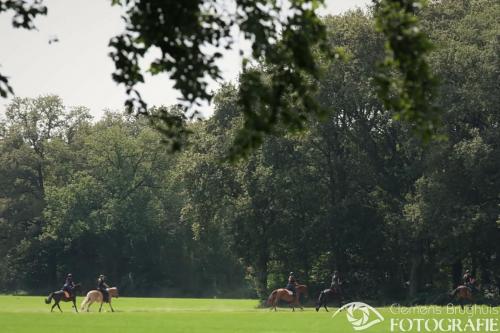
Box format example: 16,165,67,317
332,302,384,331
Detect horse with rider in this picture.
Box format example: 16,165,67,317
267,272,308,311
451,269,480,309
316,270,345,311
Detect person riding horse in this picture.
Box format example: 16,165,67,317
463,269,477,293
97,274,110,302
62,273,76,299
330,270,343,294
450,269,479,309
315,270,344,311
286,272,298,300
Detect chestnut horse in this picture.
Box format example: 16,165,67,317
80,287,119,312
267,284,308,311
450,285,478,310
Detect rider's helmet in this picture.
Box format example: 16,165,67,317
289,272,294,276
465,269,470,274
99,274,105,279
67,273,72,278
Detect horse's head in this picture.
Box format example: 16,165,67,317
108,287,119,298
296,284,308,298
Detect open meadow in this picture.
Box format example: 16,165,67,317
1,296,498,333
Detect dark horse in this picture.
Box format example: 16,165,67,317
45,283,81,312
316,287,344,312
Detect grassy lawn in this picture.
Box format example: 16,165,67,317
0,296,498,333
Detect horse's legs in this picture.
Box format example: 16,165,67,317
108,301,115,312
468,295,474,309
291,295,299,311
99,302,103,312
297,296,303,311
73,299,78,313
316,292,324,312
57,302,63,313
324,292,330,311
51,302,56,312
87,300,93,312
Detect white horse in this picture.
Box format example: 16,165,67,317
80,287,119,312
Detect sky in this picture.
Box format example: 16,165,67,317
0,0,371,119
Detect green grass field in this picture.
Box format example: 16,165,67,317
0,295,498,333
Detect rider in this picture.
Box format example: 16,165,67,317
97,274,110,302
286,272,298,299
463,269,476,292
330,270,343,294
62,273,75,298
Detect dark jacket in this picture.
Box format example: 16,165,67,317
63,277,75,289
286,275,297,293
98,278,109,291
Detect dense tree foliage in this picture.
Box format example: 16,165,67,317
0,0,498,302
1,0,438,155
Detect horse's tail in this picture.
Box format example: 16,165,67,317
45,292,54,304
317,290,325,305
267,290,277,306
80,295,89,311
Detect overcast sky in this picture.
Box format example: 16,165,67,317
0,0,370,119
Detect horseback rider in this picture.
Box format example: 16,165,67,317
286,272,298,299
97,274,110,302
330,270,343,294
62,273,75,298
463,269,477,292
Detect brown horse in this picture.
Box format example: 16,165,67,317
450,284,478,310
267,284,308,311
80,287,119,312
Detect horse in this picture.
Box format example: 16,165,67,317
267,284,308,311
80,287,119,312
315,287,344,312
450,284,478,310
45,283,81,313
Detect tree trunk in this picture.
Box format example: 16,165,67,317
36,162,45,198
255,255,268,299
409,256,419,298
452,260,462,289
409,241,423,298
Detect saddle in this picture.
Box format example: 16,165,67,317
63,291,71,299
284,289,294,296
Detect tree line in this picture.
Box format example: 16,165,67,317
0,0,498,303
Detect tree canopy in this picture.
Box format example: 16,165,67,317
2,0,439,156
